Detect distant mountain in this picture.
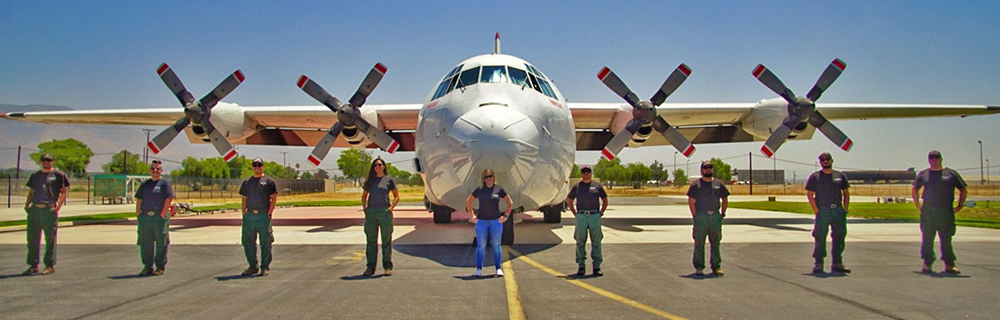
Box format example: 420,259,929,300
0,104,73,112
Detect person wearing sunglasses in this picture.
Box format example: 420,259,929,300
686,161,730,276
466,169,512,277
361,158,399,277
912,150,967,274
22,152,69,276
805,152,851,274
238,157,278,276
134,160,174,276
566,165,608,277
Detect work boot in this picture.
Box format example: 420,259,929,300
139,268,153,276
712,268,725,276
812,262,824,274
363,267,376,277
259,269,269,277
945,265,961,275
831,264,852,273
40,266,55,275
575,266,586,276
22,266,38,276
384,269,393,277
921,263,933,274
242,267,259,276
694,269,705,276
153,269,164,276
593,268,603,277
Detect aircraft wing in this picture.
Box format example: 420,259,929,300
569,102,1000,150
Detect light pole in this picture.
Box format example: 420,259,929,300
673,151,678,172
280,152,289,168
979,140,985,184
987,159,991,184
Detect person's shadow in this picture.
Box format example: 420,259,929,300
108,274,148,280
912,270,971,278
215,274,259,281
0,273,34,280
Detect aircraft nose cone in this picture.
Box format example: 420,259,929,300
450,105,539,186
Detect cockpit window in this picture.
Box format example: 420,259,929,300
525,64,547,80
432,64,464,100
508,67,528,87
444,65,463,79
455,67,480,90
480,66,508,83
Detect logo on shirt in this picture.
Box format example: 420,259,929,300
491,193,500,199
943,175,951,181
833,177,842,183
589,186,599,193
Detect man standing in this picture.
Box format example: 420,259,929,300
687,161,729,276
134,160,174,276
22,153,69,276
239,157,277,276
566,165,608,277
912,150,967,274
805,152,851,274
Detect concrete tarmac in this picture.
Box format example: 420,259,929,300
1,200,998,319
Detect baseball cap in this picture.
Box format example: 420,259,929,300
818,152,833,161
40,153,54,161
252,157,264,165
580,165,592,173
928,150,942,159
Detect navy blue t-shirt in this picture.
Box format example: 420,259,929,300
472,185,508,220
687,179,729,213
135,179,174,217
805,170,850,209
568,181,607,211
914,168,967,208
364,176,397,209
26,170,70,204
239,176,277,213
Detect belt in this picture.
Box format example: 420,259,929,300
829,204,841,209
579,210,601,215
698,210,720,215
248,209,263,214
145,211,158,217
33,203,54,208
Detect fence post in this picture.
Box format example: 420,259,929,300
87,175,91,205
7,174,11,208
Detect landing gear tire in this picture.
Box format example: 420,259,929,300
501,213,515,245
542,205,563,223
432,205,453,224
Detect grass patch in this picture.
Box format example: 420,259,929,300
0,212,136,228
729,201,1000,229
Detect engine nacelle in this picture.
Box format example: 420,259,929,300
740,98,808,139
343,106,381,148
631,125,653,144
185,102,258,143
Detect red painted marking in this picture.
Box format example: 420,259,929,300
601,148,615,160
597,67,611,80
234,70,245,83
297,75,309,88
147,141,160,154
683,145,695,157
841,139,853,151
0,112,7,119
157,63,169,75
387,141,400,154
761,145,774,158
495,32,500,40
375,63,387,74
224,150,238,161
678,64,691,76
307,154,322,166
549,99,563,109
752,65,766,78
832,59,846,71
425,100,439,109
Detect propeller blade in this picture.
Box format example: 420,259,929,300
307,122,345,166
297,75,342,112
807,110,853,151
148,117,191,154
348,63,388,108
650,64,692,106
752,64,796,104
201,120,238,161
156,63,196,106
600,120,640,161
652,116,695,157
355,119,400,154
760,121,796,158
199,70,245,110
597,67,640,108
806,58,846,102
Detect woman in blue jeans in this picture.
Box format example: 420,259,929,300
466,169,512,277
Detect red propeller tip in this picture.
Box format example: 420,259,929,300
375,63,387,74
597,67,611,80
387,141,400,154
761,145,774,158
841,139,853,151
224,150,238,162
601,148,615,160
752,65,767,78
307,155,322,166
832,59,846,71
296,75,309,88
678,64,692,76
682,145,695,157
234,70,245,83
156,63,170,75
147,142,160,154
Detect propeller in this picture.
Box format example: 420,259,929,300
752,59,852,157
148,63,244,161
596,64,695,160
297,63,399,165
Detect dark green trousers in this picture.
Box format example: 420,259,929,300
364,207,393,270
574,212,603,268
920,206,957,264
137,216,169,270
813,207,848,264
693,212,723,270
26,206,58,268
242,211,274,270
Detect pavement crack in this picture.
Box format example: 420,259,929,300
69,268,224,320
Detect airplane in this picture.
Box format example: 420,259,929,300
3,34,999,243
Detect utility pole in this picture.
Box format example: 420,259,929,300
121,150,127,175
142,129,155,163
749,152,753,195
979,140,985,185
280,152,289,168
16,145,22,180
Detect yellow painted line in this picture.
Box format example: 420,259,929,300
325,250,365,265
502,246,526,320
508,248,688,320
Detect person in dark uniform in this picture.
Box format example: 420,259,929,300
361,158,399,277
805,152,852,274
912,150,967,274
466,169,512,277
239,157,278,277
566,165,608,277
22,152,69,276
134,160,174,276
687,161,729,276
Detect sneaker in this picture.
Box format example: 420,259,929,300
921,264,933,273
812,263,824,274
474,269,482,277
242,267,259,276
40,267,55,275
575,266,585,276
593,268,603,277
384,269,393,277
22,266,38,276
831,264,852,273
153,269,164,276
139,268,153,276
694,269,705,276
712,268,725,276
363,268,375,277
496,269,504,277
259,269,269,277
945,265,961,275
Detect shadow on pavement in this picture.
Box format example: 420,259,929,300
340,274,386,281
679,273,724,280
453,275,502,281
215,274,258,281
0,273,33,280
803,272,849,278
108,274,148,280
912,271,971,278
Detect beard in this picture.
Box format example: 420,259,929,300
821,164,832,169
703,172,713,178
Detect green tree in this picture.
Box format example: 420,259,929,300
385,162,413,185
315,168,330,179
264,160,296,179
627,162,652,188
336,149,373,185
227,155,253,179
593,158,621,182
102,150,150,175
32,138,94,177
709,157,733,182
570,164,581,178
672,168,689,186
650,160,669,183
300,171,314,179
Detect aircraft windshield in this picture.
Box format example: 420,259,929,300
481,66,508,83
429,63,558,101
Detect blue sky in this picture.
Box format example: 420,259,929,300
1,0,999,181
